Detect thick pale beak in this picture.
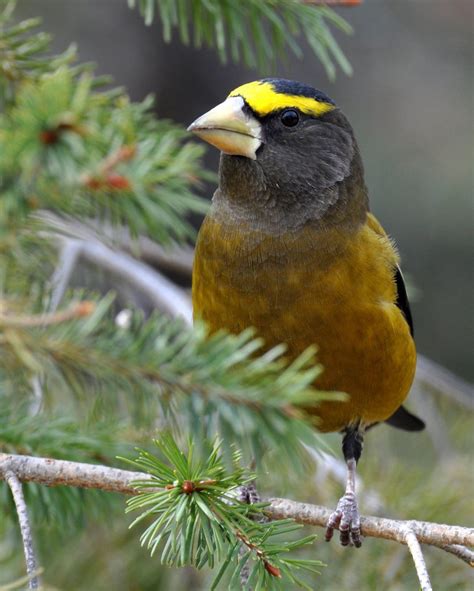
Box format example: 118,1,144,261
187,96,262,160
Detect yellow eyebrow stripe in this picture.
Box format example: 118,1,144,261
229,81,335,117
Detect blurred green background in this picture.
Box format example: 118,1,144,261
17,0,474,380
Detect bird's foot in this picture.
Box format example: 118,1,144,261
325,491,362,547
239,480,261,505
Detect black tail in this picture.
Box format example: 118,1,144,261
385,405,425,431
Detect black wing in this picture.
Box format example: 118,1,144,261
394,265,414,337
385,266,425,431
385,405,425,431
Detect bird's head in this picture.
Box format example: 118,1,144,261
188,78,367,228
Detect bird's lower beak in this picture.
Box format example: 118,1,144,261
187,96,262,160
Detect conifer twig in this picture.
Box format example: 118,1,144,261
4,471,41,590
235,530,281,579
1,453,472,562
0,301,94,328
99,144,136,174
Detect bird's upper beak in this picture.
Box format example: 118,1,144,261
187,96,263,160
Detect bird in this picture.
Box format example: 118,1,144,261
188,78,425,547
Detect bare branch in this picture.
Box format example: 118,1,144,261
4,471,41,590
131,238,194,278
37,212,195,279
38,213,193,323
54,237,193,325
267,497,474,548
404,526,433,591
49,240,82,311
1,453,473,558
437,543,474,566
0,454,143,495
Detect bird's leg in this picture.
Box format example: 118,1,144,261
325,426,364,547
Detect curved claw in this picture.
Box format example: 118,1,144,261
324,509,341,542
325,491,362,547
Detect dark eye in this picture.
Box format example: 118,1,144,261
280,109,299,127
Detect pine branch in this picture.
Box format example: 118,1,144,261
128,0,354,77
0,4,77,108
1,292,330,465
0,403,131,461
45,222,472,410
125,437,321,589
2,451,472,552
1,56,210,244
0,400,139,528
29,216,474,425
1,444,322,590
1,452,472,588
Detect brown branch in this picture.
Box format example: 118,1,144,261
81,145,136,190
235,530,281,579
4,471,41,590
1,453,472,557
100,145,136,174
0,302,95,328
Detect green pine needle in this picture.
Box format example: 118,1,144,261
0,65,210,243
1,295,335,465
0,5,77,108
129,0,353,77
124,435,323,589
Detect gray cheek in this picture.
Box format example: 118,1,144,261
262,132,354,197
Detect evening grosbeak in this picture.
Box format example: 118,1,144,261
188,78,424,547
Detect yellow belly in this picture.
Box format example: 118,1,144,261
192,214,417,432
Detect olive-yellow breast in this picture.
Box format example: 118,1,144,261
193,212,416,432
